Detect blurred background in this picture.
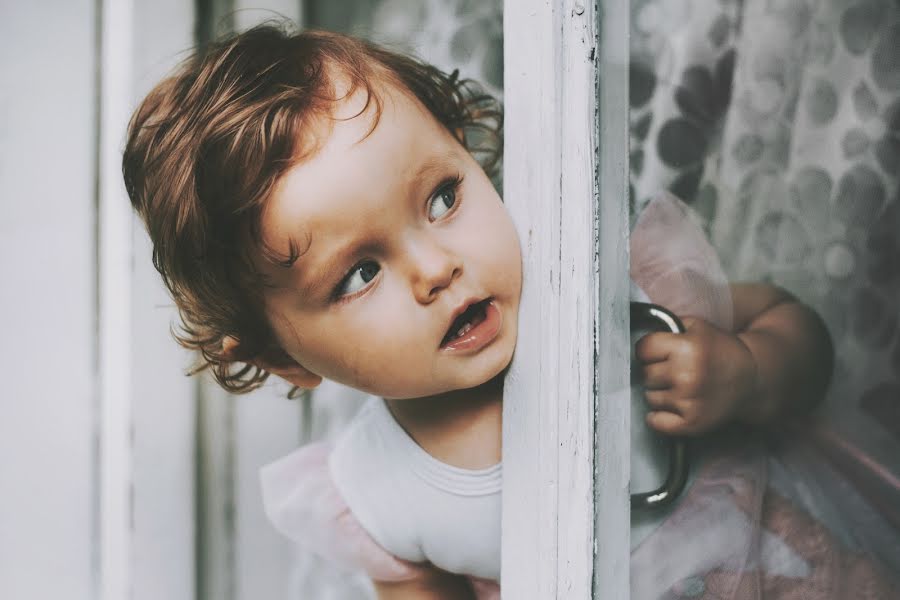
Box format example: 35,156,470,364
2,0,898,598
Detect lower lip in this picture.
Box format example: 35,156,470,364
441,301,503,353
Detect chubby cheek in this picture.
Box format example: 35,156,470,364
320,343,444,399
484,208,523,355
292,301,438,396
476,203,523,302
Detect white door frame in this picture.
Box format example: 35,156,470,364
502,1,630,598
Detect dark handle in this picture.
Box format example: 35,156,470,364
630,302,689,510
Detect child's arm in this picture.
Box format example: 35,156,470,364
728,282,835,425
635,282,834,435
373,567,476,599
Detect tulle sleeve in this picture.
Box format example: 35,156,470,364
630,190,733,331
259,442,430,583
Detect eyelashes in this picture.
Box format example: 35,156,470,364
427,174,463,222
334,260,381,299
330,173,465,303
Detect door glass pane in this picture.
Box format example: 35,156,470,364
627,1,900,597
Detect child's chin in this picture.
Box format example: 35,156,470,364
374,351,515,399
460,354,514,389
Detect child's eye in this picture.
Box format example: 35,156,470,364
426,176,462,221
336,261,380,298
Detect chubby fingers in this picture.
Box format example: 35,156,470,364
634,330,680,364
641,378,712,435
643,388,678,410
640,362,672,390
646,411,689,435
646,402,710,435
635,331,685,391
634,321,717,436
642,390,699,435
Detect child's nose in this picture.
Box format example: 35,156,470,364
406,237,463,303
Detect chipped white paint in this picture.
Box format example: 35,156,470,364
502,0,629,598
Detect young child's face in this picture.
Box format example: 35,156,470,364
258,81,522,400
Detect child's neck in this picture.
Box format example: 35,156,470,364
384,373,504,469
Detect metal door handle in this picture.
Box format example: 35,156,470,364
630,302,689,510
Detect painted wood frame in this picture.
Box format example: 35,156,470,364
502,1,630,598
103,1,202,600
98,1,136,598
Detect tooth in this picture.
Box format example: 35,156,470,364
457,322,473,337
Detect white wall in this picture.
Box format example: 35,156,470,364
0,1,97,598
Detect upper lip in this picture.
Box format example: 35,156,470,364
443,296,491,342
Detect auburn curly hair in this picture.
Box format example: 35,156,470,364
122,22,502,394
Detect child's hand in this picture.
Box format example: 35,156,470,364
635,317,759,436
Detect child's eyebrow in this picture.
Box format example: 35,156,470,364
408,152,457,183
296,239,375,298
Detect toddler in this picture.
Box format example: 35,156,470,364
123,23,886,600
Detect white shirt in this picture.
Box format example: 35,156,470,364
329,396,503,581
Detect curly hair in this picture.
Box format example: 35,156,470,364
122,22,503,394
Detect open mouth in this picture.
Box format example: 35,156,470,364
440,298,492,347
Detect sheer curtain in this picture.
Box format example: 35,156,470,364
628,0,900,596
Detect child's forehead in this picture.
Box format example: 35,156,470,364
296,93,453,186
290,77,460,185
325,73,451,147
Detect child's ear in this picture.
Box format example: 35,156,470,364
222,336,322,390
